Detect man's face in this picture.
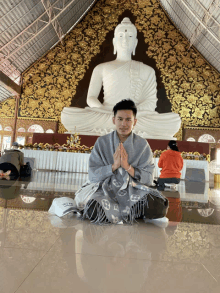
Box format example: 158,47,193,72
112,110,137,138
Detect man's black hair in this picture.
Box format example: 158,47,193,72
113,99,137,117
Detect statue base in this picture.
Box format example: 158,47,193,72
61,106,181,141
31,133,210,154
69,129,177,141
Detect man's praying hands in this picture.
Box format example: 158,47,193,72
112,143,135,177
120,143,129,170
112,144,121,172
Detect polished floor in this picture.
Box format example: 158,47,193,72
0,171,220,293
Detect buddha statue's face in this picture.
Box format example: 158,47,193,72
113,24,138,55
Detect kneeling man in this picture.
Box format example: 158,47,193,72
75,99,168,224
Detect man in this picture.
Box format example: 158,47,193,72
75,99,168,224
0,142,25,178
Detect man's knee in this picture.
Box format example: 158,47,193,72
144,195,169,219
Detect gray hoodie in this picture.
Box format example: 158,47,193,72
0,149,24,172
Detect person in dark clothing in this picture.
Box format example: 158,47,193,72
0,142,25,178
154,140,183,191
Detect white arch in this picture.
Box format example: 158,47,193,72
197,208,214,217
4,126,12,131
0,124,2,130
28,124,44,133
198,134,215,143
20,195,36,203
186,137,196,142
18,127,26,132
46,129,54,133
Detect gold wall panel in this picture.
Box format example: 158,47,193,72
0,97,16,118
0,117,14,130
18,0,220,132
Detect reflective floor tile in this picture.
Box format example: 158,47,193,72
0,209,69,250
0,248,45,293
15,249,218,293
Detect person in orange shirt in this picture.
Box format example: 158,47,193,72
154,140,183,191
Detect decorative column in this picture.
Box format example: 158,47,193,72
215,149,220,183
12,95,20,143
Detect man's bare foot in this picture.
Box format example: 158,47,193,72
0,170,11,178
4,170,11,176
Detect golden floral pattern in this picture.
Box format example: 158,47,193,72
3,0,218,132
0,97,16,117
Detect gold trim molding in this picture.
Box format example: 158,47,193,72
17,117,56,121
184,126,220,131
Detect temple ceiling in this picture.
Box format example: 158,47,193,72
159,0,220,74
0,0,97,102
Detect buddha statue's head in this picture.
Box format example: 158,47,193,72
113,17,138,56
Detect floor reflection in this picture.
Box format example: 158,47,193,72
40,219,218,292
0,171,220,225
72,223,167,292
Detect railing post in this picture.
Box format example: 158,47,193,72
12,95,20,144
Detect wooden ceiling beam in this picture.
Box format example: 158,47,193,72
0,71,21,96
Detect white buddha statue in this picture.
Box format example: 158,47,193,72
61,17,181,140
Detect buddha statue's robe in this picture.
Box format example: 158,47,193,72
61,60,181,140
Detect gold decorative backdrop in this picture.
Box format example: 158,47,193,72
0,97,16,117
2,0,219,133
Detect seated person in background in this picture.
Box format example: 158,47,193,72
155,140,183,191
0,142,25,178
74,99,168,224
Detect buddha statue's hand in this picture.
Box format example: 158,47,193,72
136,100,157,113
112,144,121,172
120,144,129,170
87,96,103,108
